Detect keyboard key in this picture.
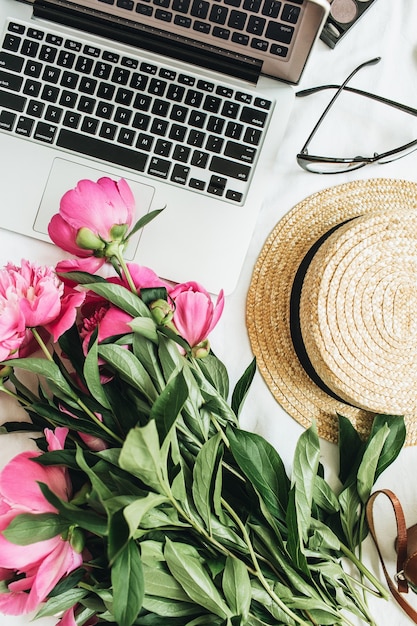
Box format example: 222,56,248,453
0,69,23,91
81,117,99,134
26,99,44,117
207,175,226,196
57,129,148,171
262,0,281,18
21,39,39,57
155,138,172,156
282,4,300,23
171,164,190,184
0,109,16,130
100,122,117,139
23,79,41,97
2,35,21,53
148,156,171,178
189,177,205,190
34,121,57,143
191,0,209,19
265,21,294,44
209,155,251,180
15,115,34,136
224,140,256,162
63,111,81,128
240,105,268,126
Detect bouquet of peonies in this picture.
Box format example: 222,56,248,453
0,177,406,626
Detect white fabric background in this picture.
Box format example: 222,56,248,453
2,0,417,624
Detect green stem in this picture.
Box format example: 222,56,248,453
115,251,137,295
340,542,389,601
76,397,123,445
0,382,30,406
222,498,311,626
32,327,53,360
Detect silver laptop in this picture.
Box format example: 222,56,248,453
0,0,328,294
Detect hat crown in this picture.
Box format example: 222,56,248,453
299,209,417,415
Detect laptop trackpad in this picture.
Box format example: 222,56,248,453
34,158,155,260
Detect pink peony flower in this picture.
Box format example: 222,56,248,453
48,177,135,258
79,263,170,355
0,428,83,615
0,260,84,360
169,281,224,352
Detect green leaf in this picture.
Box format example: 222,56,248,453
164,538,232,619
313,475,340,514
339,484,361,548
37,482,108,536
192,433,222,530
308,519,340,552
291,424,320,541
128,208,164,237
3,512,68,545
227,426,289,521
150,369,188,441
231,358,256,417
196,353,229,400
357,423,390,503
4,358,77,400
129,316,159,343
285,487,309,575
83,338,111,409
337,413,365,486
124,493,169,538
368,414,406,481
111,538,144,626
143,564,192,602
119,421,165,493
222,556,251,619
81,282,152,318
34,588,88,618
98,344,158,402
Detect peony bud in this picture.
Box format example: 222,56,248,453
149,299,174,326
110,223,129,241
191,339,210,359
68,526,85,554
76,227,105,252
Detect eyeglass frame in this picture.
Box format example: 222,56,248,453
296,57,417,174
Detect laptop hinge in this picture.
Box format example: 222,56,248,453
32,0,263,84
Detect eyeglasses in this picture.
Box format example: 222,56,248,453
296,57,417,174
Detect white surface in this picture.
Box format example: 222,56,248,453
2,0,417,624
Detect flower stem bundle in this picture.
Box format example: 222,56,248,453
0,177,406,626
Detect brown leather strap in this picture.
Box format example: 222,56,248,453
366,489,417,622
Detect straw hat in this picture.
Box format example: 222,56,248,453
246,178,417,445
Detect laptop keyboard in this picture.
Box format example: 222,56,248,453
99,0,304,59
0,19,275,203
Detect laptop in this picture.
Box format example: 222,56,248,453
0,0,329,294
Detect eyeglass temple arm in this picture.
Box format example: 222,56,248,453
296,85,417,118
298,57,381,154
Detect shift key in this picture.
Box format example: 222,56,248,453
209,156,251,181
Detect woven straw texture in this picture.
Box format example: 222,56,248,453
246,178,417,445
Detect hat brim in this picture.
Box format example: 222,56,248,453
246,178,417,445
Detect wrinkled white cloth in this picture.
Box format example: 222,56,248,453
2,0,417,624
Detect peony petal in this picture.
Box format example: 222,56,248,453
0,451,69,512
0,534,60,569
31,538,83,601
48,214,90,257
